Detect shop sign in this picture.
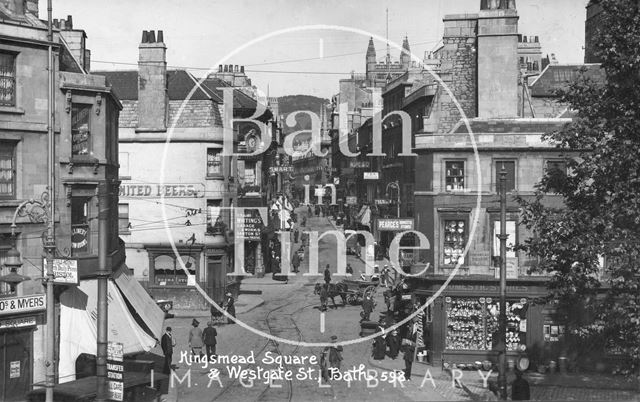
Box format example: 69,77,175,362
119,183,204,198
235,210,262,241
494,258,519,279
375,199,392,205
107,341,124,401
377,218,414,231
0,294,46,317
0,316,37,330
333,177,340,185
10,361,20,378
47,258,78,285
345,196,358,205
363,172,379,180
350,161,370,168
269,166,293,174
71,226,88,251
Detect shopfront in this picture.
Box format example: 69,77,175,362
0,294,46,401
409,276,550,366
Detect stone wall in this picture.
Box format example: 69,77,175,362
436,15,478,134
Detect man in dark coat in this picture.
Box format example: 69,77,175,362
161,327,176,374
202,321,218,360
372,335,386,360
324,264,331,284
511,370,531,400
294,228,299,243
386,329,401,359
403,342,415,380
361,293,374,321
292,251,301,273
320,335,343,381
224,292,236,324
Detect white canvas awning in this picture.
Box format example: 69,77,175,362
58,278,158,383
113,265,165,340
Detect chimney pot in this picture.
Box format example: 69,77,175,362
142,30,149,43
223,65,228,72
148,30,156,43
219,65,223,72
157,30,164,43
523,35,528,43
53,19,59,28
534,36,539,43
228,64,233,73
60,19,66,30
67,15,73,29
240,66,244,73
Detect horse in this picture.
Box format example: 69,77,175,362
314,282,348,309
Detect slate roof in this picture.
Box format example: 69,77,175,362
529,64,605,97
95,70,215,101
200,77,258,110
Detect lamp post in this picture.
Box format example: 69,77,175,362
497,165,509,400
385,180,400,217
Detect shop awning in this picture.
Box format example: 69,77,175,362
58,279,158,383
113,265,165,340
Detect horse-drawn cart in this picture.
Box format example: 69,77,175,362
339,277,379,305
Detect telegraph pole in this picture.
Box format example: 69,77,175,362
497,165,508,400
45,0,56,400
96,181,110,401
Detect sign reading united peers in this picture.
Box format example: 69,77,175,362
235,210,263,241
119,183,204,198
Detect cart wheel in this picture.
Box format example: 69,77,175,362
364,286,376,298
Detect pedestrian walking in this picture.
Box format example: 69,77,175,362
381,265,390,287
387,329,401,359
320,284,329,311
308,205,313,216
292,250,301,273
320,335,343,381
188,319,204,357
511,370,531,400
202,321,217,360
403,341,415,380
372,335,386,360
361,292,375,321
324,264,331,284
161,326,176,374
223,292,236,324
294,227,299,243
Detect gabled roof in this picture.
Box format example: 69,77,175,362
529,64,605,97
94,69,215,101
200,77,258,110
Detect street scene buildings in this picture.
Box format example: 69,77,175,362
0,0,638,401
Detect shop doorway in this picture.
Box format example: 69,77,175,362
0,328,33,401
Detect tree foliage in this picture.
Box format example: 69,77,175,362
517,0,640,375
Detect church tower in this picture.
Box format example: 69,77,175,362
366,37,377,81
400,36,411,69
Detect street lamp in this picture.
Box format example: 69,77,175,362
385,180,400,217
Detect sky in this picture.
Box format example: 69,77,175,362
54,0,589,99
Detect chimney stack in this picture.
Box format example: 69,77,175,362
137,29,168,132
477,3,519,117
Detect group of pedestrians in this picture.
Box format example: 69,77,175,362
160,292,237,375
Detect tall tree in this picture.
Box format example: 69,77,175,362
517,0,640,375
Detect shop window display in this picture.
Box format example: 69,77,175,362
443,220,465,265
445,297,527,351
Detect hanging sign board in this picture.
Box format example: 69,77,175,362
47,259,79,285
375,199,392,205
363,172,379,180
345,196,358,205
350,161,370,168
